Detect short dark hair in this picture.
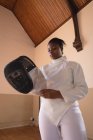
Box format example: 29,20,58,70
48,38,65,50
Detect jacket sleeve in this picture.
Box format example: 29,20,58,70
61,63,88,103
29,67,47,94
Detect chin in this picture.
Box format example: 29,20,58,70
52,57,59,60
53,56,61,59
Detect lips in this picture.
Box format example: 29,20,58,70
49,53,55,57
49,53,57,59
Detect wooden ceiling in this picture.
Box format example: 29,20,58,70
0,0,92,47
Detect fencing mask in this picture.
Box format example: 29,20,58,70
4,56,46,94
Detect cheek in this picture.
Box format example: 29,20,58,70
56,49,62,55
59,49,62,54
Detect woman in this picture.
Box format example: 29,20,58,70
38,38,88,140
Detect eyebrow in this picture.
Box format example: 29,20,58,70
48,47,58,52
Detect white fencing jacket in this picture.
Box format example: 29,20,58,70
39,56,88,125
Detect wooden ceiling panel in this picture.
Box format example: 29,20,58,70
0,0,16,10
13,0,92,46
74,0,91,8
0,0,92,46
13,0,71,46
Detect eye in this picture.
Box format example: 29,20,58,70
48,47,57,52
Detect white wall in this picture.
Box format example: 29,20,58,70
0,6,35,128
34,1,93,139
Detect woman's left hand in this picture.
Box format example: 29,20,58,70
38,89,64,99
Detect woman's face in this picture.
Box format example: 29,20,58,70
48,44,63,59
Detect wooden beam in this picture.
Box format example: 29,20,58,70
66,0,83,52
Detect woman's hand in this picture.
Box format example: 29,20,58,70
38,89,64,99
